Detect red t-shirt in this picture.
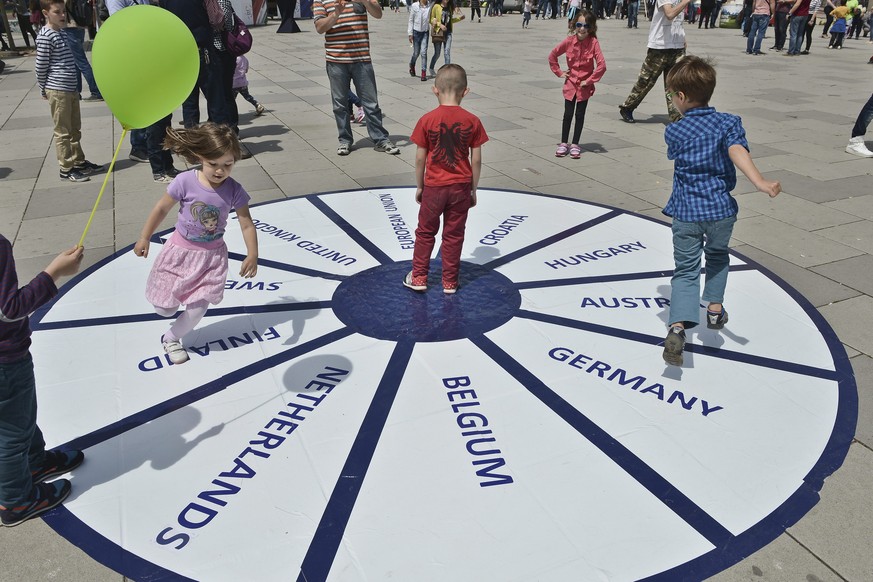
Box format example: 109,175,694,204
410,105,488,187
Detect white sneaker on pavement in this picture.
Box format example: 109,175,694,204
846,136,873,158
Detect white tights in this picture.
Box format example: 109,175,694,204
156,300,209,342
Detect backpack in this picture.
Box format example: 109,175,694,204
224,11,252,56
67,0,94,26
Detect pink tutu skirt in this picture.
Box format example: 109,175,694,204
145,237,228,309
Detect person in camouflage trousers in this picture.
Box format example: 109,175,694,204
619,0,691,123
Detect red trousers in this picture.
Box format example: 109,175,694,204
412,182,472,284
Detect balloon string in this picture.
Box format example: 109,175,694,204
78,127,128,248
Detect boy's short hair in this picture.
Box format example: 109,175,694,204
40,0,63,10
665,55,716,105
435,64,467,97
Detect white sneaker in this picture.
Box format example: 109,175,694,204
354,106,365,123
846,136,873,158
162,337,190,364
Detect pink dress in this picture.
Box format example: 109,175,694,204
145,171,250,309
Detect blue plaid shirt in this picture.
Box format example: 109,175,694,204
663,106,749,222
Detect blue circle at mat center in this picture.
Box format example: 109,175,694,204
331,260,521,342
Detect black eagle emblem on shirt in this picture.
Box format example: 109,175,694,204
427,122,472,169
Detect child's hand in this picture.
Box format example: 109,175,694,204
415,187,423,204
471,190,477,208
240,255,258,278
134,238,150,258
44,246,84,281
760,179,781,198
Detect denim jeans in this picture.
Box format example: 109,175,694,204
61,27,100,97
747,14,769,53
774,11,789,48
443,33,453,65
668,215,736,328
410,29,429,73
146,114,174,175
787,14,808,54
0,354,46,507
326,61,390,146
627,0,638,26
851,93,873,137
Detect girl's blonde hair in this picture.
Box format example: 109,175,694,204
163,122,242,165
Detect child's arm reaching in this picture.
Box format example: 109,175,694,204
729,144,781,198
134,194,177,258
235,205,259,278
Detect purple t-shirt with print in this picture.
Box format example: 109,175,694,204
168,170,250,244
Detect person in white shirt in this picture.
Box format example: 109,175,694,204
618,0,691,123
408,0,430,80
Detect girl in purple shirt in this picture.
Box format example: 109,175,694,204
134,123,259,365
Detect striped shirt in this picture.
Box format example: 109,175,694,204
663,107,748,222
35,26,78,95
313,0,372,63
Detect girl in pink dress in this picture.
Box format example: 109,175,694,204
548,10,607,159
134,123,259,365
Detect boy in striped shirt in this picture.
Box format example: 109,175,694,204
313,0,401,156
35,0,102,182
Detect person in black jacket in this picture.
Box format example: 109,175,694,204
161,0,231,129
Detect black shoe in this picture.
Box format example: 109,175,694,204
662,326,686,366
31,450,84,484
59,169,90,182
129,150,148,163
409,65,416,77
74,160,103,175
619,106,635,123
0,480,71,527
706,308,728,330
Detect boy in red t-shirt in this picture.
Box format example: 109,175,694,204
403,64,488,294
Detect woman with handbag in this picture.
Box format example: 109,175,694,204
429,0,465,77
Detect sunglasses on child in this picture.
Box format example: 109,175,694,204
575,22,590,28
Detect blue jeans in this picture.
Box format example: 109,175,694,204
410,29,429,73
668,215,736,328
747,14,769,53
627,1,638,26
0,354,46,507
61,27,100,97
851,92,873,137
326,61,390,147
787,14,808,54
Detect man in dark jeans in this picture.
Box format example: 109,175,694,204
771,0,792,50
163,0,230,129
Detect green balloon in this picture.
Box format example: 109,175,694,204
92,5,199,130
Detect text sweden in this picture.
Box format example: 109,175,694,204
155,366,350,550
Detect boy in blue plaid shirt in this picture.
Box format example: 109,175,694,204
661,56,781,366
